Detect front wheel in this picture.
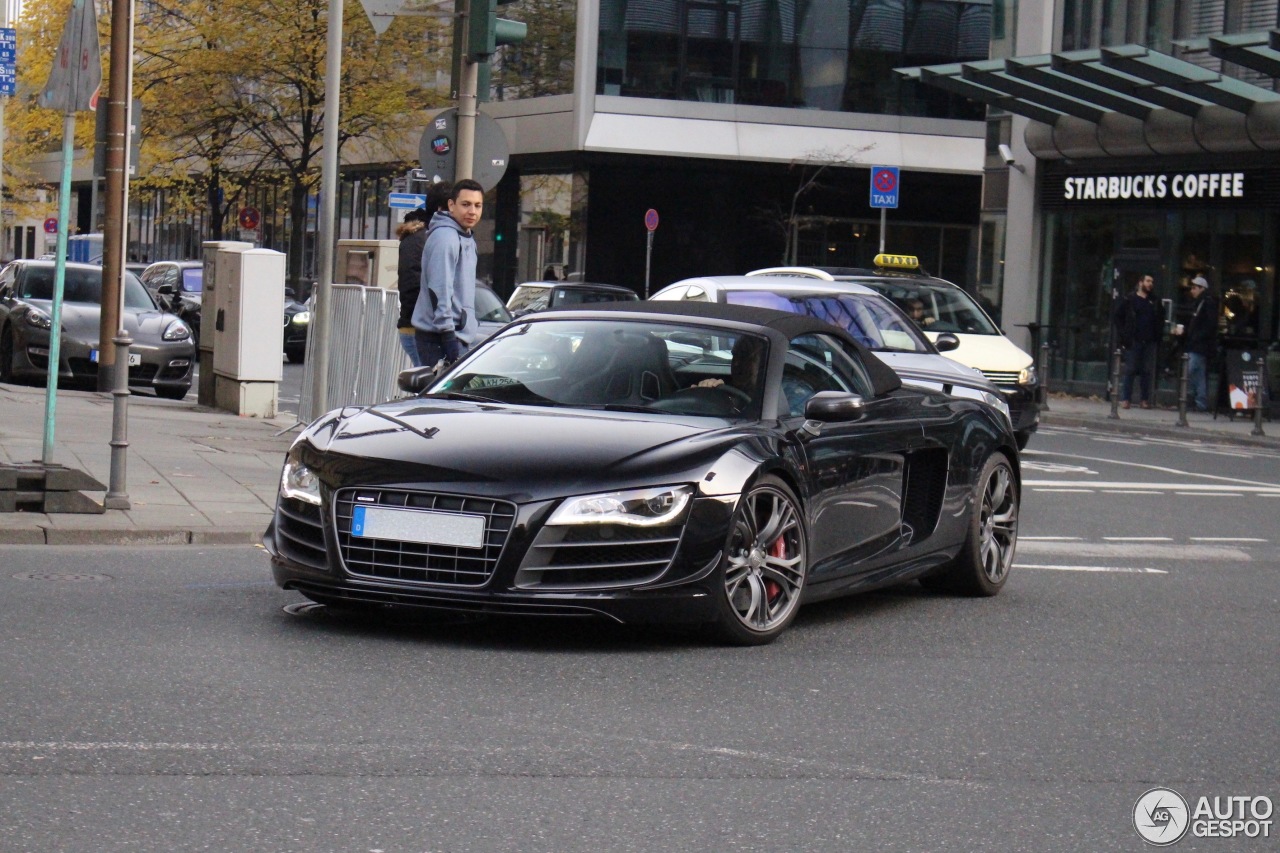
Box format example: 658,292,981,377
0,325,14,382
709,475,807,645
925,452,1018,596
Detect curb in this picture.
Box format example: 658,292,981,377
0,528,265,546
1039,411,1278,449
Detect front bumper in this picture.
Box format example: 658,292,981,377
14,332,194,392
264,490,734,626
997,382,1040,434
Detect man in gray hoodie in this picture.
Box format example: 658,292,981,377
413,178,484,367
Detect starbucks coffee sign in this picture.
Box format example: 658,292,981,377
1063,171,1245,201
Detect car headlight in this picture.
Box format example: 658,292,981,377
547,485,693,527
982,390,1013,426
25,307,52,330
163,320,191,341
290,311,311,325
280,459,321,505
1018,365,1038,385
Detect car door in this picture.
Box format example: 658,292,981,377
785,332,925,579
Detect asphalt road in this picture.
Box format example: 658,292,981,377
2,428,1277,852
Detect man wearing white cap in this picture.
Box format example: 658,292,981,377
1176,275,1217,412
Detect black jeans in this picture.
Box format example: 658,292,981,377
414,330,465,368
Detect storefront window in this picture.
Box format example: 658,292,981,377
518,171,589,283
491,0,578,101
597,0,991,118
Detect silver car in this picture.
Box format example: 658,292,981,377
0,259,195,399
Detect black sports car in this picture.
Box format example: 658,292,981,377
265,302,1020,644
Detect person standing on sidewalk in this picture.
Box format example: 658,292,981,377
1112,273,1163,409
394,182,452,367
413,179,484,368
1175,275,1218,412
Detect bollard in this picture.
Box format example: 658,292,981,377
1175,352,1190,427
1109,348,1123,419
104,331,132,510
1253,398,1266,437
1039,341,1051,411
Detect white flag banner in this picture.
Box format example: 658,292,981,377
40,0,102,113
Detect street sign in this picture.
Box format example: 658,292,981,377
870,166,900,209
40,0,101,113
44,217,58,234
357,0,405,35
0,27,15,97
388,193,427,210
237,207,261,230
644,209,659,232
418,107,510,189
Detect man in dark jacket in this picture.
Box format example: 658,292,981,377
395,182,451,366
1176,275,1217,412
1112,273,1163,408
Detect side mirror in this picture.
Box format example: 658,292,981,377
157,284,175,295
803,391,866,422
397,364,440,394
934,332,960,353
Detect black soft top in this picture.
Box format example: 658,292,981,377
537,299,902,396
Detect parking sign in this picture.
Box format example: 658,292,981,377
870,166,900,209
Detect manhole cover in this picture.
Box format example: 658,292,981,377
12,572,114,582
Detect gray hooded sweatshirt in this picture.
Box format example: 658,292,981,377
412,210,478,345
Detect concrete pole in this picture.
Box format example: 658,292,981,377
98,0,134,391
309,0,346,416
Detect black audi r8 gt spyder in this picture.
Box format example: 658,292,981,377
265,301,1020,644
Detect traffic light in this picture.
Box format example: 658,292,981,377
467,0,527,62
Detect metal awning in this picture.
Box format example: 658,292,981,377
898,34,1280,158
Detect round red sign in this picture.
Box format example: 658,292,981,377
644,209,659,232
43,217,58,234
238,207,261,230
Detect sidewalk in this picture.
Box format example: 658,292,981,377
1,382,1277,546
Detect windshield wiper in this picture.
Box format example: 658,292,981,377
432,391,497,403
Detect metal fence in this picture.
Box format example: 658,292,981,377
297,284,409,424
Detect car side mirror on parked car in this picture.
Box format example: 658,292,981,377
934,332,960,352
397,364,441,395
804,391,866,422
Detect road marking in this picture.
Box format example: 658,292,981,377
1023,480,1280,494
1190,537,1268,542
1175,491,1243,497
1091,437,1148,445
1031,488,1095,493
1020,536,1083,541
1103,536,1172,541
1017,563,1167,574
1102,489,1162,495
1017,541,1249,560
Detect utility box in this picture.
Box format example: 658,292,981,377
212,247,286,417
198,240,253,406
335,239,400,289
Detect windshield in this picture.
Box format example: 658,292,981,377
506,284,549,313
856,278,1000,335
20,266,156,310
428,318,765,419
725,290,930,352
180,268,204,293
475,287,511,323
552,286,638,306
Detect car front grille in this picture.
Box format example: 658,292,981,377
275,496,328,571
516,522,684,589
333,488,515,587
979,369,1022,387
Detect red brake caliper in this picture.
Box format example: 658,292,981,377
765,536,786,602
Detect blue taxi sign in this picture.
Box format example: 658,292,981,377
870,166,899,209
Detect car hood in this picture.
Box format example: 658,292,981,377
922,331,1033,372
298,398,751,500
29,299,183,343
875,351,994,388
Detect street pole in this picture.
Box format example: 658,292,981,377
42,112,76,464
456,0,477,181
99,0,134,392
309,0,346,416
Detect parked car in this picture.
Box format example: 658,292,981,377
474,283,512,344
747,258,1041,449
651,275,1012,427
505,281,638,317
0,259,195,399
282,289,310,363
141,260,204,345
265,301,1019,645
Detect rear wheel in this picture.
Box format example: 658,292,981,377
924,452,1018,596
709,475,807,645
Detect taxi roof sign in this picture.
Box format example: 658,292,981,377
874,253,920,271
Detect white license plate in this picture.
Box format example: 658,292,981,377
350,505,485,548
90,350,141,366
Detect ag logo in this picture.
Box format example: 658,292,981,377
1134,787,1190,845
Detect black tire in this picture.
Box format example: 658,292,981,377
156,385,190,401
924,451,1018,596
1014,429,1032,451
0,325,14,383
709,475,808,645
285,346,306,364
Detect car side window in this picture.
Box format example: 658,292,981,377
780,333,874,417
